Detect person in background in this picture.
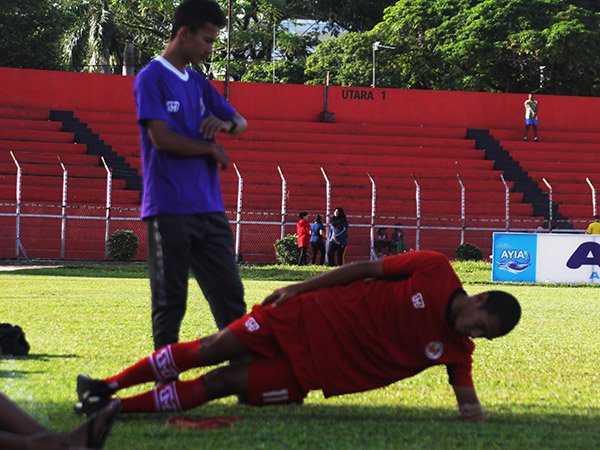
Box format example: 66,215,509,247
310,214,326,265
391,223,408,254
523,93,539,142
326,207,348,266
586,215,600,234
296,212,310,265
374,227,394,258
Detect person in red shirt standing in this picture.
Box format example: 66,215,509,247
75,251,521,422
296,212,311,265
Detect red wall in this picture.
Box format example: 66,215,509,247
0,67,136,112
1,66,598,132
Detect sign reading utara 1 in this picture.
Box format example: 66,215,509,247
340,89,387,100
492,232,600,284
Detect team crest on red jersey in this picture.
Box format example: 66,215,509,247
411,292,425,309
425,341,444,360
244,317,260,332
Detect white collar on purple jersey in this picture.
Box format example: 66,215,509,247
155,56,190,81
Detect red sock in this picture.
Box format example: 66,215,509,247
103,340,202,391
120,378,208,413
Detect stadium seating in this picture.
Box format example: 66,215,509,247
0,107,140,260
1,101,554,262
25,88,600,264
489,128,600,231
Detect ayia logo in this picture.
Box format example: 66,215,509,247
566,242,600,269
497,249,531,273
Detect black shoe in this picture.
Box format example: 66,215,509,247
74,395,111,418
534,137,539,142
77,374,112,402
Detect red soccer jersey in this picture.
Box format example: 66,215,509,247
296,219,311,247
253,250,474,397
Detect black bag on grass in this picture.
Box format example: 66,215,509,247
0,323,30,356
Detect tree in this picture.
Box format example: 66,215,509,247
104,0,319,83
305,31,376,86
0,0,69,70
305,0,600,96
109,0,174,71
291,0,393,32
541,6,600,95
61,0,122,73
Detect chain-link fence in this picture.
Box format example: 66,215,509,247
1,160,595,263
0,200,592,264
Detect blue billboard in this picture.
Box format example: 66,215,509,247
492,233,537,282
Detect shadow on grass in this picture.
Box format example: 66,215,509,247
1,353,78,361
3,399,598,449
90,402,600,449
1,264,331,282
0,369,46,378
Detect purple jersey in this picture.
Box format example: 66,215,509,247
134,56,237,218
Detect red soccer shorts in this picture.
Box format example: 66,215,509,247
246,354,308,405
228,309,280,358
228,310,308,405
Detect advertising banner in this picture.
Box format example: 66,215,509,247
492,233,600,284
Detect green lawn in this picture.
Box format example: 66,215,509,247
0,263,598,449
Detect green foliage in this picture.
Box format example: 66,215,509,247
274,234,301,265
107,229,139,261
305,32,376,86
0,272,599,449
455,242,484,261
242,59,307,84
292,0,390,32
306,0,600,95
0,0,70,70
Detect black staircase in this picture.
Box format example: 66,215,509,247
49,110,142,191
466,129,572,230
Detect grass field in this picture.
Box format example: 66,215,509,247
0,262,599,449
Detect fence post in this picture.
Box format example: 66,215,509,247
586,177,597,217
277,166,286,240
232,163,243,261
368,173,376,260
500,174,510,231
321,167,331,239
101,157,112,259
542,177,553,231
412,172,420,250
457,173,465,245
58,156,68,259
10,151,27,259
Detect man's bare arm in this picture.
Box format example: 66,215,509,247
263,260,384,307
199,112,247,139
453,385,486,422
146,119,229,168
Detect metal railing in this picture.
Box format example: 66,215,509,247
1,161,595,262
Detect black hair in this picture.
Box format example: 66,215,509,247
299,212,307,219
333,207,347,222
484,291,521,337
171,0,227,39
315,214,322,223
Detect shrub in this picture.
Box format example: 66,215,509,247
108,230,139,261
455,243,483,261
274,234,300,265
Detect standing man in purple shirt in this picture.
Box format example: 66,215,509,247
133,0,248,351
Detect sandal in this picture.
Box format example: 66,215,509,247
85,399,121,449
